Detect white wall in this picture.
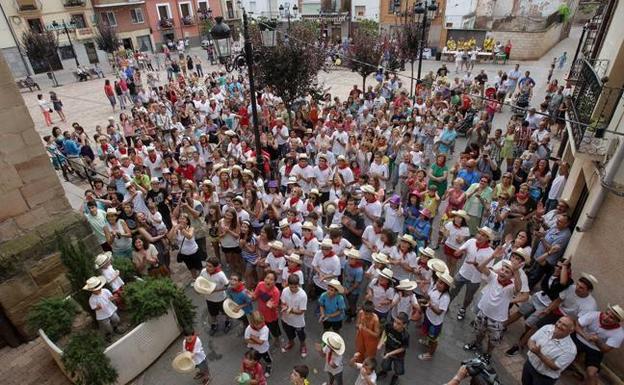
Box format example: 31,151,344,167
444,0,477,28
352,0,379,21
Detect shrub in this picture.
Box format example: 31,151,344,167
122,277,196,331
111,257,136,283
58,236,97,317
62,330,118,385
27,297,78,341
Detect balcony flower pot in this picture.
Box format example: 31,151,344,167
39,306,181,385
182,16,194,26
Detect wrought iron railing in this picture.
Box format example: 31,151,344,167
568,57,609,82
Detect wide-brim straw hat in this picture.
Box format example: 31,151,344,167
279,218,290,228
478,226,495,241
427,258,449,274
372,252,389,265
172,351,195,374
436,272,455,288
319,238,334,249
326,279,345,294
344,248,360,259
302,221,316,231
223,298,245,319
83,276,106,291
268,240,285,251
361,184,376,194
94,252,112,269
511,248,530,264
378,268,394,280
580,272,599,288
399,234,417,246
450,210,469,221
285,253,303,265
396,279,418,291
418,247,436,259
287,176,299,185
321,331,345,355
324,201,337,214
608,304,624,321
193,276,216,295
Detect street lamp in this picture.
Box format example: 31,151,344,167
279,2,298,31
414,0,437,83
52,19,80,67
210,13,276,175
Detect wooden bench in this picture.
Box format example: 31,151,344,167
16,78,40,92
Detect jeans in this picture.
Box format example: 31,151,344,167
449,273,481,310
282,321,306,343
521,361,557,385
98,312,120,334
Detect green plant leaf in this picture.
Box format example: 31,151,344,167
62,331,118,385
27,297,78,341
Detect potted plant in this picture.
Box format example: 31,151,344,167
28,297,79,342
62,331,118,385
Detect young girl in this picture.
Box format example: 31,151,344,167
240,349,267,385
440,210,470,276
418,272,452,361
391,280,421,324
244,311,272,377
205,203,222,263
350,354,377,385
227,273,253,330
147,200,168,236
355,301,381,362
240,220,258,288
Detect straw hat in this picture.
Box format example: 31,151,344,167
361,184,376,194
399,234,417,246
511,248,530,264
302,221,316,231
396,279,418,291
336,155,346,162
320,238,334,249
324,202,337,214
278,218,290,228
318,153,328,160
309,188,320,196
172,351,195,374
268,240,285,251
321,331,345,355
608,304,624,321
285,253,303,265
193,276,216,295
83,276,106,291
477,226,495,241
242,169,254,178
326,279,345,294
298,153,308,160
287,176,299,185
450,210,469,221
106,208,118,216
418,247,435,259
344,248,360,259
225,130,236,136
223,298,245,319
436,272,455,288
94,252,112,269
427,258,449,274
372,252,389,265
378,268,394,280
580,272,598,288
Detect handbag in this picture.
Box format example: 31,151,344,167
175,235,186,263
148,263,170,277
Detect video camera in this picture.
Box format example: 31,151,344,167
461,355,501,385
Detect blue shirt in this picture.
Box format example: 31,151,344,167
319,292,346,322
227,288,253,314
63,139,81,157
457,169,480,190
535,226,571,266
343,265,364,296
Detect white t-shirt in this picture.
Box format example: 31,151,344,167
244,324,270,353
576,311,624,351
89,289,118,320
457,238,494,283
359,225,382,262
391,292,417,320
290,164,315,193
266,253,287,283
425,286,450,326
101,265,124,292
331,131,348,156
322,345,344,375
313,166,332,192
358,198,382,227
368,279,395,313
200,269,229,302
281,267,304,286
388,247,417,281
183,336,207,365
273,125,289,145
477,272,516,322
280,287,308,328
311,251,341,289
558,285,597,318
369,162,389,189
383,205,403,233
354,363,377,385
301,237,319,268
443,222,470,250
335,166,355,185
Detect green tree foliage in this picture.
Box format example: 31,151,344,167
94,23,119,54
62,331,118,385
27,297,78,341
58,237,97,317
122,277,196,331
111,257,136,283
20,30,58,63
345,27,383,90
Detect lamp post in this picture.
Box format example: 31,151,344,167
211,14,277,176
414,0,437,83
279,2,298,31
52,19,80,67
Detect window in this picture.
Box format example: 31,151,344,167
137,35,153,52
100,11,117,26
226,1,235,19
130,8,144,23
71,14,87,28
157,4,171,19
197,0,208,12
58,46,75,60
179,2,192,17
389,0,400,13
27,18,44,33
355,5,365,16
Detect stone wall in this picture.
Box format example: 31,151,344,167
0,54,97,340
489,21,567,60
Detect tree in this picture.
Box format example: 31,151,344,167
397,22,424,96
253,22,325,120
94,23,119,54
20,30,59,74
345,27,382,90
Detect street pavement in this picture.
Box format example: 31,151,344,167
11,25,585,385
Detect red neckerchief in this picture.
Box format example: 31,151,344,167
307,202,314,212
599,312,620,330
290,196,300,206
516,192,529,201
119,148,127,155
476,240,490,250
379,280,390,290
101,143,109,152
303,234,315,244
251,322,266,331
288,265,301,273
290,217,300,224
338,200,347,212
318,162,329,171
418,258,429,269
338,163,348,170
184,335,197,352
285,164,293,175
231,282,245,292
497,277,513,287
211,267,222,274
365,196,377,204
326,349,333,364
322,251,336,259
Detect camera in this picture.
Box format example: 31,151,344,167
461,355,501,385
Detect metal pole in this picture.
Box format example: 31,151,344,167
0,3,31,75
416,10,427,82
568,23,587,78
64,20,80,67
242,10,264,175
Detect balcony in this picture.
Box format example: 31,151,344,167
159,18,174,29
63,0,86,7
181,15,195,26
75,27,94,40
16,0,40,13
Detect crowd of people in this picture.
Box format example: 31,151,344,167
42,44,624,385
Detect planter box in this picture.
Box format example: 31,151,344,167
39,309,181,385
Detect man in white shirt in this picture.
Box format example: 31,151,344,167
358,185,382,227
331,124,348,156
311,239,341,293
450,227,495,321
545,162,569,212
522,317,576,385
272,118,289,155
280,274,309,357
290,154,315,193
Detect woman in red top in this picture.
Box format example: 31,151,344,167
104,79,116,110
252,271,282,349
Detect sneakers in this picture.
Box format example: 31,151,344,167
265,366,272,378
300,345,308,358
223,321,232,334
463,343,477,351
457,308,466,321
505,345,521,357
281,341,294,353
209,324,218,336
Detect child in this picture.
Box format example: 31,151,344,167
418,272,452,361
391,280,421,324
355,301,381,362
343,249,364,322
365,252,389,280
147,200,168,235
350,354,377,385
315,331,345,385
289,365,310,385
244,311,272,377
199,257,231,335
84,276,121,341
241,349,267,385
280,274,308,357
182,329,211,384
319,279,347,332
265,241,287,289
226,273,254,330
328,227,353,270
421,185,441,218
377,312,410,385
282,253,305,285
94,252,124,304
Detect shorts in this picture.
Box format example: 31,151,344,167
266,319,282,338
322,320,343,332
519,295,548,327
474,309,505,343
422,314,443,341
444,244,459,259
381,356,405,375
221,245,241,254
572,334,604,369
206,299,225,318
180,250,203,271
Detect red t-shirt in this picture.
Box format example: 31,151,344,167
176,165,196,180
104,84,114,97
242,361,266,385
253,282,280,322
